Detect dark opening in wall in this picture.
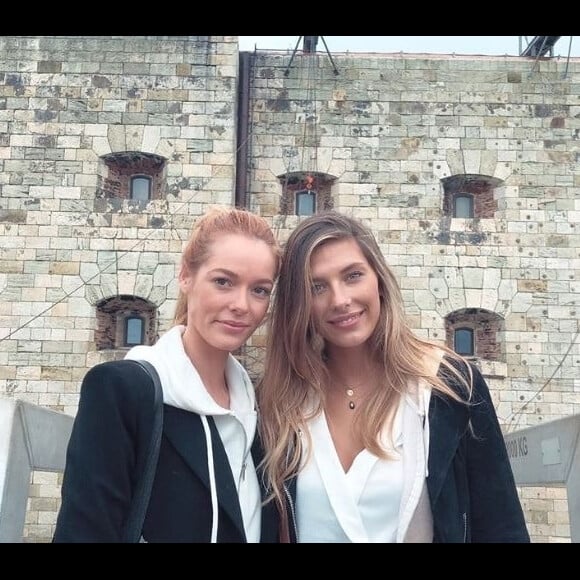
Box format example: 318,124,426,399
441,174,502,219
277,171,335,215
95,295,157,350
445,308,504,362
97,152,167,201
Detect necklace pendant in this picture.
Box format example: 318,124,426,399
345,386,356,410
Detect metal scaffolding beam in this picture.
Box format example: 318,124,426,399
521,36,561,57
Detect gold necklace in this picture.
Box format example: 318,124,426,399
345,387,356,410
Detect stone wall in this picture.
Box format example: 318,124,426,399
245,50,580,542
0,35,240,541
1,37,579,542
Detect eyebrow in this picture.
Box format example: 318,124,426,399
209,268,274,286
311,261,367,280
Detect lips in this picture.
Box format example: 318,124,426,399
329,312,362,326
220,320,250,329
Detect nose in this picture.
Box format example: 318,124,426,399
330,284,351,310
229,288,249,313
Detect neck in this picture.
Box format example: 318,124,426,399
325,351,379,413
181,327,230,406
326,347,375,390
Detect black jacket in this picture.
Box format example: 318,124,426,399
53,360,278,543
273,361,530,543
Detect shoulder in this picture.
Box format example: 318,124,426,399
67,360,159,453
436,356,499,422
436,353,473,384
429,351,492,407
84,359,153,387
80,360,156,411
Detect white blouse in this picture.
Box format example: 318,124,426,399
296,400,405,543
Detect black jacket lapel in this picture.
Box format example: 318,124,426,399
162,405,246,540
426,392,469,506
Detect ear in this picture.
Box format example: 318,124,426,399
178,263,192,293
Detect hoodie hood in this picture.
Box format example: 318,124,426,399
124,325,256,417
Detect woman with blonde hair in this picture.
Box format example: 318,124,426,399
258,210,529,543
55,206,281,542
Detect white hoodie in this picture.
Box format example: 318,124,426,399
124,325,261,543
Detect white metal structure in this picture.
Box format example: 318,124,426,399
504,414,580,542
0,397,73,542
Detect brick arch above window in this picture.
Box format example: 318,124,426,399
95,295,157,350
97,151,167,201
441,174,503,219
445,308,504,362
277,171,336,216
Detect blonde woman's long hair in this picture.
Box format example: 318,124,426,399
257,211,472,515
173,206,281,325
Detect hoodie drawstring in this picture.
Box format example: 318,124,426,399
200,415,218,543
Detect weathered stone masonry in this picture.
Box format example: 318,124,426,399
0,36,241,541
0,37,579,542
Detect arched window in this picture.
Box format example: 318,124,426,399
97,152,166,202
296,189,316,216
95,295,157,350
125,316,144,346
441,174,502,220
445,308,504,362
130,176,151,201
454,327,474,356
454,194,474,218
277,171,335,215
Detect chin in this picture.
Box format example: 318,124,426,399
217,342,244,353
330,333,372,349
214,336,250,353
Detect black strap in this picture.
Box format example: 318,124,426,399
121,360,164,543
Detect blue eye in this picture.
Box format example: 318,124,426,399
348,271,363,281
214,277,231,287
312,282,325,295
254,287,272,298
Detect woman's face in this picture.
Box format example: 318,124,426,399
179,233,277,354
309,237,381,354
